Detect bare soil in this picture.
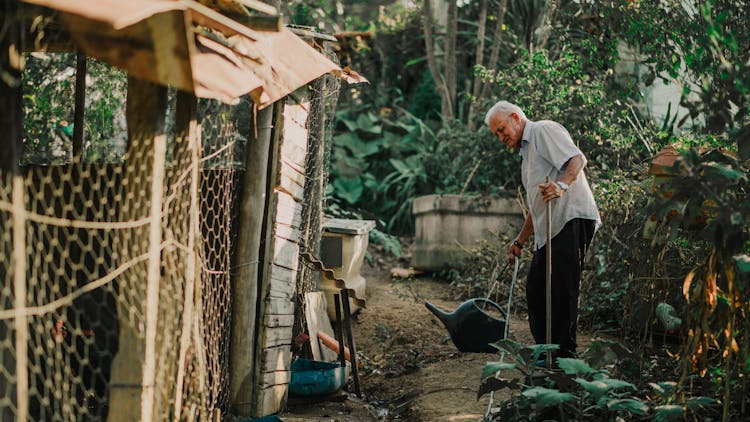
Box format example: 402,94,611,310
282,250,593,421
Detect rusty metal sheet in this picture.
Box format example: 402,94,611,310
229,29,340,107
21,0,363,106
59,8,196,92
22,0,186,30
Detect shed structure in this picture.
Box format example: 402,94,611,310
0,0,364,419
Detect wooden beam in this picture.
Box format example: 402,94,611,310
72,52,86,158
172,90,199,422
107,77,168,422
250,99,286,418
228,103,274,417
1,3,28,420
1,2,24,172
233,0,278,16
224,12,283,32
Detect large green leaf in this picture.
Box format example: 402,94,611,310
522,387,576,410
735,254,750,273
557,358,594,375
332,176,363,204
607,398,649,415
334,133,381,158
654,405,684,422
649,381,677,399
528,344,560,362
574,378,608,398
338,113,359,132
481,361,516,379
355,113,383,136
598,378,636,391
703,161,746,182
685,396,716,410
388,158,411,175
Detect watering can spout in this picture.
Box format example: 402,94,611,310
425,301,452,327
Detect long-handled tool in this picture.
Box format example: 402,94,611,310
546,176,553,369
485,257,520,420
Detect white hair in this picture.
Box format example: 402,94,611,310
484,101,527,126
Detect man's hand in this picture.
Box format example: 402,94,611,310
538,182,563,202
508,242,522,264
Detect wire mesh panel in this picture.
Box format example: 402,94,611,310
1,54,246,421
294,44,341,346
177,97,248,419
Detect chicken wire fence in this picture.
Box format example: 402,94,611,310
293,44,341,353
0,53,251,421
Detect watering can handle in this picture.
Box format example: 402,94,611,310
473,298,507,320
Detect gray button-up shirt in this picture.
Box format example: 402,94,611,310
520,120,601,250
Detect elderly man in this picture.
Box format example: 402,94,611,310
485,101,600,361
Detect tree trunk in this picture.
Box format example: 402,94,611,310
466,0,488,130
422,0,453,122
445,0,457,121
533,0,557,51
479,0,509,101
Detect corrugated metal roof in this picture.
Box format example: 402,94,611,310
21,0,365,106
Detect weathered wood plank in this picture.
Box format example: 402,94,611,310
278,163,305,201
274,222,300,244
305,292,339,362
264,297,294,315
268,268,297,298
274,191,303,228
280,138,308,170
268,264,298,281
262,326,294,348
251,102,285,417
271,237,300,271
261,370,291,387
255,385,287,418
267,288,292,301
281,104,309,169
262,345,293,372
264,314,295,328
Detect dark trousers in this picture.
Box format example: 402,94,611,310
526,218,595,358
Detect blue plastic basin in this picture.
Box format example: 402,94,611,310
289,359,347,396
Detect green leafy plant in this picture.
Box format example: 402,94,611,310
480,339,718,420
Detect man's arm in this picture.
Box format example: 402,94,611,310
539,153,586,202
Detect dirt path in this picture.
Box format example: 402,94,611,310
283,260,548,421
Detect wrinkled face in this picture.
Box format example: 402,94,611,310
488,112,523,150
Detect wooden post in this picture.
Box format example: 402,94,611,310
172,91,198,422
107,77,167,422
251,96,311,417
341,290,361,398
1,3,27,419
72,53,86,159
545,176,552,369
333,294,346,368
229,104,275,417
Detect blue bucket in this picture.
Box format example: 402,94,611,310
289,359,348,396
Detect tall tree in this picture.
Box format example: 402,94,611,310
423,0,458,122
468,0,509,129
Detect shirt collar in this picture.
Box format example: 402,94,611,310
520,119,533,148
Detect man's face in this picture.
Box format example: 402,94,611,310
489,112,523,150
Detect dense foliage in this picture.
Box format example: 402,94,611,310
23,53,127,164
317,0,750,420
